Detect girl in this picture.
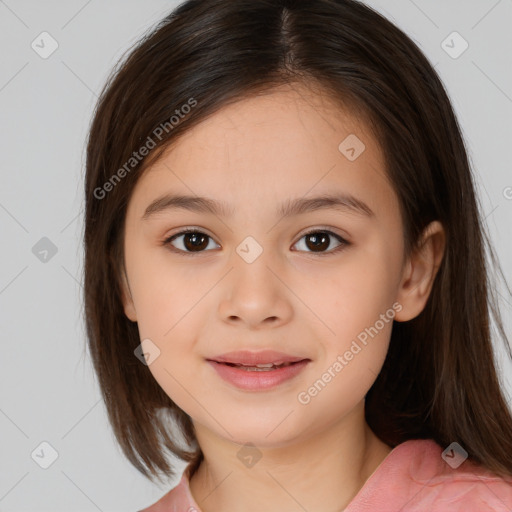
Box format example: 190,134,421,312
83,0,512,510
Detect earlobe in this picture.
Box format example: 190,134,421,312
394,221,445,322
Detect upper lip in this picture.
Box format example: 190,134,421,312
207,350,309,365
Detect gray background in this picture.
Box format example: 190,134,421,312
0,1,511,510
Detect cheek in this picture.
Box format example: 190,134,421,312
124,245,214,403
302,242,400,396
125,240,208,337
312,247,401,338
296,261,396,416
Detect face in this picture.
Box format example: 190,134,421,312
121,83,421,447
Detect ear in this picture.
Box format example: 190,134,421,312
394,221,445,322
119,265,138,322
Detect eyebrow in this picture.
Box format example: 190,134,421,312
142,192,374,220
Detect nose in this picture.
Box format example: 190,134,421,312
217,250,293,330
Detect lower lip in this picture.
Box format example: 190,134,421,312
207,360,309,391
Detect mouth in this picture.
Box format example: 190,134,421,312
209,360,306,371
206,350,310,390
207,349,308,366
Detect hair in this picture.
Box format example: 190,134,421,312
83,0,512,484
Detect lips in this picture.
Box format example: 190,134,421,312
207,350,309,367
206,350,311,390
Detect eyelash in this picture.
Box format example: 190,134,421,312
162,227,350,256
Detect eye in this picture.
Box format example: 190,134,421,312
292,229,349,254
164,229,220,254
163,228,350,255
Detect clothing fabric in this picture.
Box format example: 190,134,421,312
138,439,512,511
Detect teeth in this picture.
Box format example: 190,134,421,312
231,361,294,371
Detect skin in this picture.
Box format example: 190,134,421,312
121,82,445,512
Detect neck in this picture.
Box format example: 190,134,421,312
188,401,392,512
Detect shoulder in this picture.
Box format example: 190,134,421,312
138,467,201,512
345,439,512,511
407,439,512,511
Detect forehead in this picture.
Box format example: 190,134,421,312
164,83,377,166
130,83,394,216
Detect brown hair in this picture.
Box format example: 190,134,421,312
83,0,512,483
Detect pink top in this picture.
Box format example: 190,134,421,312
139,439,512,511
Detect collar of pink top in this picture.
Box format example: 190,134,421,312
138,438,512,512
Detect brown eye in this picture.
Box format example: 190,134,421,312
165,230,219,253
293,230,348,254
